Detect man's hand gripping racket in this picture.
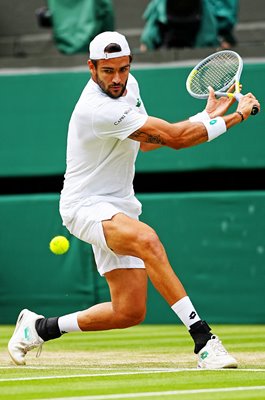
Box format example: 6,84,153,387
186,50,260,117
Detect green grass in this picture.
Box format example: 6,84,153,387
0,324,265,400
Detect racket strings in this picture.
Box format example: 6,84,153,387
189,53,240,95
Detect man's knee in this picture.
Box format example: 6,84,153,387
137,229,164,259
115,306,146,328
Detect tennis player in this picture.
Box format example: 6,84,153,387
8,31,260,368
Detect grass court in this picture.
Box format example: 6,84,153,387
0,324,264,400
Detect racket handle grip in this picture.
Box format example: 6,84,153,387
234,93,259,116
251,106,259,115
234,93,243,101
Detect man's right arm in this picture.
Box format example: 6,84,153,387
129,93,260,151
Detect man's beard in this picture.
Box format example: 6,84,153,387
96,75,128,99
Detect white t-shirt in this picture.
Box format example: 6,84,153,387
60,73,148,217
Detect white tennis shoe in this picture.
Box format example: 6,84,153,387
198,335,238,369
8,309,44,365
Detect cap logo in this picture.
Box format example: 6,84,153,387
103,51,123,59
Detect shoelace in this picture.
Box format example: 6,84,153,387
36,344,43,358
25,339,43,358
210,335,228,355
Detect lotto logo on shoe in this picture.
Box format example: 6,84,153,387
200,351,209,360
24,327,30,340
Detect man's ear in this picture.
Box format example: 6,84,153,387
87,60,95,75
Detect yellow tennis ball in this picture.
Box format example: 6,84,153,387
49,236,70,255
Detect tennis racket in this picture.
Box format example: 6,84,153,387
186,50,259,115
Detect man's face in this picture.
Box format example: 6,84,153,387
88,56,131,99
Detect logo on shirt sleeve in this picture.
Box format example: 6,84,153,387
114,108,132,125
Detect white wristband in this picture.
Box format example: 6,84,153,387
203,117,227,142
189,110,210,123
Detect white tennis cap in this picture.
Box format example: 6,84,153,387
89,31,131,60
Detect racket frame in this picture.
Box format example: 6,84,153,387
186,50,243,100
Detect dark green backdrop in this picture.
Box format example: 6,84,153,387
0,192,264,324
0,63,264,177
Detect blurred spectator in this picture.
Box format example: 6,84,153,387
140,0,239,52
140,0,202,51
213,0,239,49
35,6,53,28
45,0,114,54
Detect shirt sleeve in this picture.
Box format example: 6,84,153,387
92,100,148,141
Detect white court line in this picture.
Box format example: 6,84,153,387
0,370,190,382
1,365,265,372
39,386,265,400
0,368,265,382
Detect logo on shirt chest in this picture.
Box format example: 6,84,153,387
136,98,141,107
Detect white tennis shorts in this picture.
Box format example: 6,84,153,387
61,201,145,276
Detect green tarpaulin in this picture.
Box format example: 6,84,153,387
48,0,114,54
0,63,264,177
140,0,239,49
0,192,264,324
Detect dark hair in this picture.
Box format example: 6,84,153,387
104,43,122,53
90,42,132,67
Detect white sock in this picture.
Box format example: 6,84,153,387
171,296,201,329
58,312,82,333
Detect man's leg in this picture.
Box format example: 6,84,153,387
102,213,238,369
8,268,147,365
102,214,207,341
37,268,147,336
102,213,189,305
77,268,147,330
